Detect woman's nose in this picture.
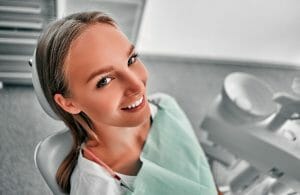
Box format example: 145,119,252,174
123,71,144,97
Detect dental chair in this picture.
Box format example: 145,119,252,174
32,53,71,195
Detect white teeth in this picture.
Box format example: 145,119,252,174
126,97,143,109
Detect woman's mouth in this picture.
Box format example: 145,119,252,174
121,96,145,111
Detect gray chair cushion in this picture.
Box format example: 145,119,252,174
34,129,72,195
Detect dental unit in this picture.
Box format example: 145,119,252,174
200,72,300,194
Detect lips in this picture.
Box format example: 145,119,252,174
121,96,144,111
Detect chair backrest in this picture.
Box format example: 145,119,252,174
32,49,72,194
34,129,72,195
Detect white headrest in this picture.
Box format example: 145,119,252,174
31,50,60,120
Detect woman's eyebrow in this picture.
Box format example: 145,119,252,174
86,45,135,84
128,44,135,56
86,66,114,83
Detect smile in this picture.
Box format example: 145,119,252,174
122,96,144,110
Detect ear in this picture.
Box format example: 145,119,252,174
53,93,81,114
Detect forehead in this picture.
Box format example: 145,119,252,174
67,23,129,64
63,23,131,81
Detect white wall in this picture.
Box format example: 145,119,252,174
136,0,300,67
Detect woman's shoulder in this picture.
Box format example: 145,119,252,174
70,151,121,194
148,92,179,108
148,92,194,131
148,92,186,114
72,150,112,180
70,169,120,195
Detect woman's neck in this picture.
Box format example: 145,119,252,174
84,117,151,175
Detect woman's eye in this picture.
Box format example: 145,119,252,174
96,77,112,88
128,53,139,66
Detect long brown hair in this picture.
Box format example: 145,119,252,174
35,11,116,193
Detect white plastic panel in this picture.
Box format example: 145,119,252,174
136,0,300,68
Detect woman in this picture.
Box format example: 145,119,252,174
35,11,218,195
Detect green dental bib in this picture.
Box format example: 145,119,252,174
128,94,217,195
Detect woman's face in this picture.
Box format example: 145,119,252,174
58,23,150,129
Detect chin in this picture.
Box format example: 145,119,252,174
124,104,151,127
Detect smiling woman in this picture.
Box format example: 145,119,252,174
34,11,218,195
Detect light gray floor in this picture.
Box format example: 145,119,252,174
1,57,299,194
0,85,64,194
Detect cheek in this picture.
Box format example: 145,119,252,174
80,98,113,123
79,89,121,118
